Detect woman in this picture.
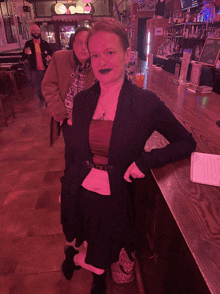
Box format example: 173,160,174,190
61,18,197,293
41,27,95,144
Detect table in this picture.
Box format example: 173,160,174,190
134,67,220,294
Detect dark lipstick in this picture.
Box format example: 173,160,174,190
99,68,111,74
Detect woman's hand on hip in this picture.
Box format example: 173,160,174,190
124,162,145,182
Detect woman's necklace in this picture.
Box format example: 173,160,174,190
97,95,119,120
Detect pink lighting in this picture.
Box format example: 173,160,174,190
84,3,91,12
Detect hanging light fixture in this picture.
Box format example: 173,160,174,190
83,0,91,3
54,3,67,14
84,3,91,12
75,5,84,13
69,6,76,14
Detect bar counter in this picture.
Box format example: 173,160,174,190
135,68,220,294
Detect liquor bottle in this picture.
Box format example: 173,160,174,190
199,14,204,22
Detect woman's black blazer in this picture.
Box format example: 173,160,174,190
61,77,197,236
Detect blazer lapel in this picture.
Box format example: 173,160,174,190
108,78,134,165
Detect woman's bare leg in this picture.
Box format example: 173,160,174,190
74,253,105,275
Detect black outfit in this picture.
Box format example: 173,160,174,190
155,0,165,17
61,76,197,269
22,39,52,104
22,39,52,70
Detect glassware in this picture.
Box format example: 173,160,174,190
25,47,32,55
135,69,145,88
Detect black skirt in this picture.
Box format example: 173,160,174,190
63,186,136,269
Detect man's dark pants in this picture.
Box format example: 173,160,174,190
32,70,46,105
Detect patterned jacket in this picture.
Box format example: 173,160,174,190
41,49,95,144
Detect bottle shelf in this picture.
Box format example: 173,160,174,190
166,22,207,28
166,21,220,29
183,37,206,40
165,36,206,40
157,18,219,61
165,35,183,38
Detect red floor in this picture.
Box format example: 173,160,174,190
0,86,142,293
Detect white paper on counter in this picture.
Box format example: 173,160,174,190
190,152,220,187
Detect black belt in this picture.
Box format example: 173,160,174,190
83,161,114,172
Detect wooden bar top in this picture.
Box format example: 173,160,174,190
134,67,220,294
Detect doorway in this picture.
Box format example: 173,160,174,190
138,18,149,60
59,25,76,50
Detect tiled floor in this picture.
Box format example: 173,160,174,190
0,86,142,294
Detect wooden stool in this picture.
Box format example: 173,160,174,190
0,70,16,126
4,70,22,100
0,93,15,126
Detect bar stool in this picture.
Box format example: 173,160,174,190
0,70,16,126
4,69,22,100
0,93,15,126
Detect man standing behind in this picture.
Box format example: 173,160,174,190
23,24,52,108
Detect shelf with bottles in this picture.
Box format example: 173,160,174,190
166,22,207,28
164,36,183,38
165,21,220,38
157,37,180,57
157,35,206,60
206,22,220,38
168,9,207,26
207,21,220,26
166,21,220,27
165,22,207,39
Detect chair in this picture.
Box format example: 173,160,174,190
0,70,16,126
0,93,15,126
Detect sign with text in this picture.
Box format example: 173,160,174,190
173,63,180,84
155,27,163,36
190,62,202,85
179,52,191,84
199,38,220,66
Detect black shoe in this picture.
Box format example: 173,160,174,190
62,246,81,280
90,272,107,294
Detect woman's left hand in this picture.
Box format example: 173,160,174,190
124,162,145,182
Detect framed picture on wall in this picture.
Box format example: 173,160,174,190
6,0,13,15
3,16,18,43
1,1,8,15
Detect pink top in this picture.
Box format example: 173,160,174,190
89,119,113,165
82,120,113,195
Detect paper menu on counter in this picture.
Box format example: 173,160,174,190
190,152,220,187
190,62,202,86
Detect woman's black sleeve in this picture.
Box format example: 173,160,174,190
135,100,197,174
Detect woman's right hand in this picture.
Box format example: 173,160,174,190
67,119,72,126
124,162,145,182
60,119,72,126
